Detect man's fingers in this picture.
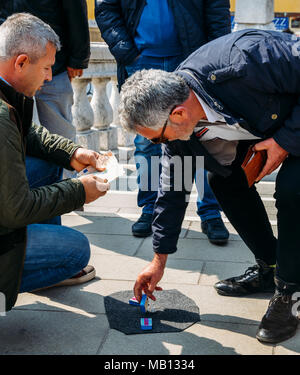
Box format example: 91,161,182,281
133,280,143,303
255,161,278,182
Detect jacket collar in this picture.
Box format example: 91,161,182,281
175,69,239,125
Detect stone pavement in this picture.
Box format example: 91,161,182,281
1,178,299,355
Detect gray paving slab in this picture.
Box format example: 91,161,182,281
99,321,273,355
136,237,255,263
199,261,254,286
86,233,144,256
87,191,138,208
157,283,271,325
15,280,134,315
0,309,108,355
89,254,204,285
273,330,300,355
62,214,136,235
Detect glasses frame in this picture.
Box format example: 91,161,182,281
150,106,176,144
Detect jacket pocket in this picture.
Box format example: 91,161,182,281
207,63,247,84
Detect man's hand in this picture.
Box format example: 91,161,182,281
70,148,107,173
79,175,110,204
133,253,167,302
253,138,289,182
67,67,83,82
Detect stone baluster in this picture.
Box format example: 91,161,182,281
72,42,135,156
72,78,97,149
91,77,113,129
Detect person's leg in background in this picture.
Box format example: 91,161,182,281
125,55,171,237
35,71,77,180
35,71,75,141
196,169,229,245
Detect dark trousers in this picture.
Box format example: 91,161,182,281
209,141,300,285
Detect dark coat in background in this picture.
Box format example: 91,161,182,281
95,0,231,88
0,0,91,76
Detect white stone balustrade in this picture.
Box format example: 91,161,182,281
72,42,135,160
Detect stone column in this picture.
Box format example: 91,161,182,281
72,78,97,149
234,0,275,31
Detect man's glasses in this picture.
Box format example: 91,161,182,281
150,106,176,144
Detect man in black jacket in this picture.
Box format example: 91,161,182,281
119,29,300,344
0,0,90,141
95,0,231,243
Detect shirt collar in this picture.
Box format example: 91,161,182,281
193,90,224,123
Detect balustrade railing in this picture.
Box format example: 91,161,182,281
72,42,135,160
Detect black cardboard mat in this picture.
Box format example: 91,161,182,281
104,289,200,334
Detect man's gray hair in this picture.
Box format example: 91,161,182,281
119,69,190,132
0,13,61,62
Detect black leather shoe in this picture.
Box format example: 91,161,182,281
132,213,153,237
214,259,275,297
256,278,299,343
201,217,229,245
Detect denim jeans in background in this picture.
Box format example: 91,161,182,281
125,55,221,220
35,71,75,141
20,156,91,292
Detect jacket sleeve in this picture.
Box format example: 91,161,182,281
242,35,300,156
61,0,90,69
152,142,195,254
0,115,85,229
26,123,82,170
95,0,140,65
204,0,231,41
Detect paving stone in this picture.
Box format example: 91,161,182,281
136,237,255,263
82,206,119,214
90,254,204,285
273,329,300,355
199,261,254,286
0,309,108,355
15,280,134,315
87,191,138,208
86,233,143,256
62,215,136,235
169,284,271,325
99,320,273,355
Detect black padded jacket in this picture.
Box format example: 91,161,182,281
95,0,231,88
0,0,91,76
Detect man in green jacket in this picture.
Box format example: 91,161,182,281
0,13,110,312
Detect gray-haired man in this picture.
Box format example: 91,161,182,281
0,13,109,311
119,29,300,344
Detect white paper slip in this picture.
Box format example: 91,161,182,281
77,151,125,183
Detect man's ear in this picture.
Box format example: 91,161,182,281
169,105,188,125
14,54,29,72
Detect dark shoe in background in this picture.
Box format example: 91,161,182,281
214,259,275,297
201,217,229,245
132,213,153,237
256,277,299,344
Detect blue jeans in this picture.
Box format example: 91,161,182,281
20,157,90,292
125,55,221,220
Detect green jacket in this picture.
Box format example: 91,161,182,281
0,79,86,311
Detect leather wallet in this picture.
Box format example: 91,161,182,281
241,148,267,187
